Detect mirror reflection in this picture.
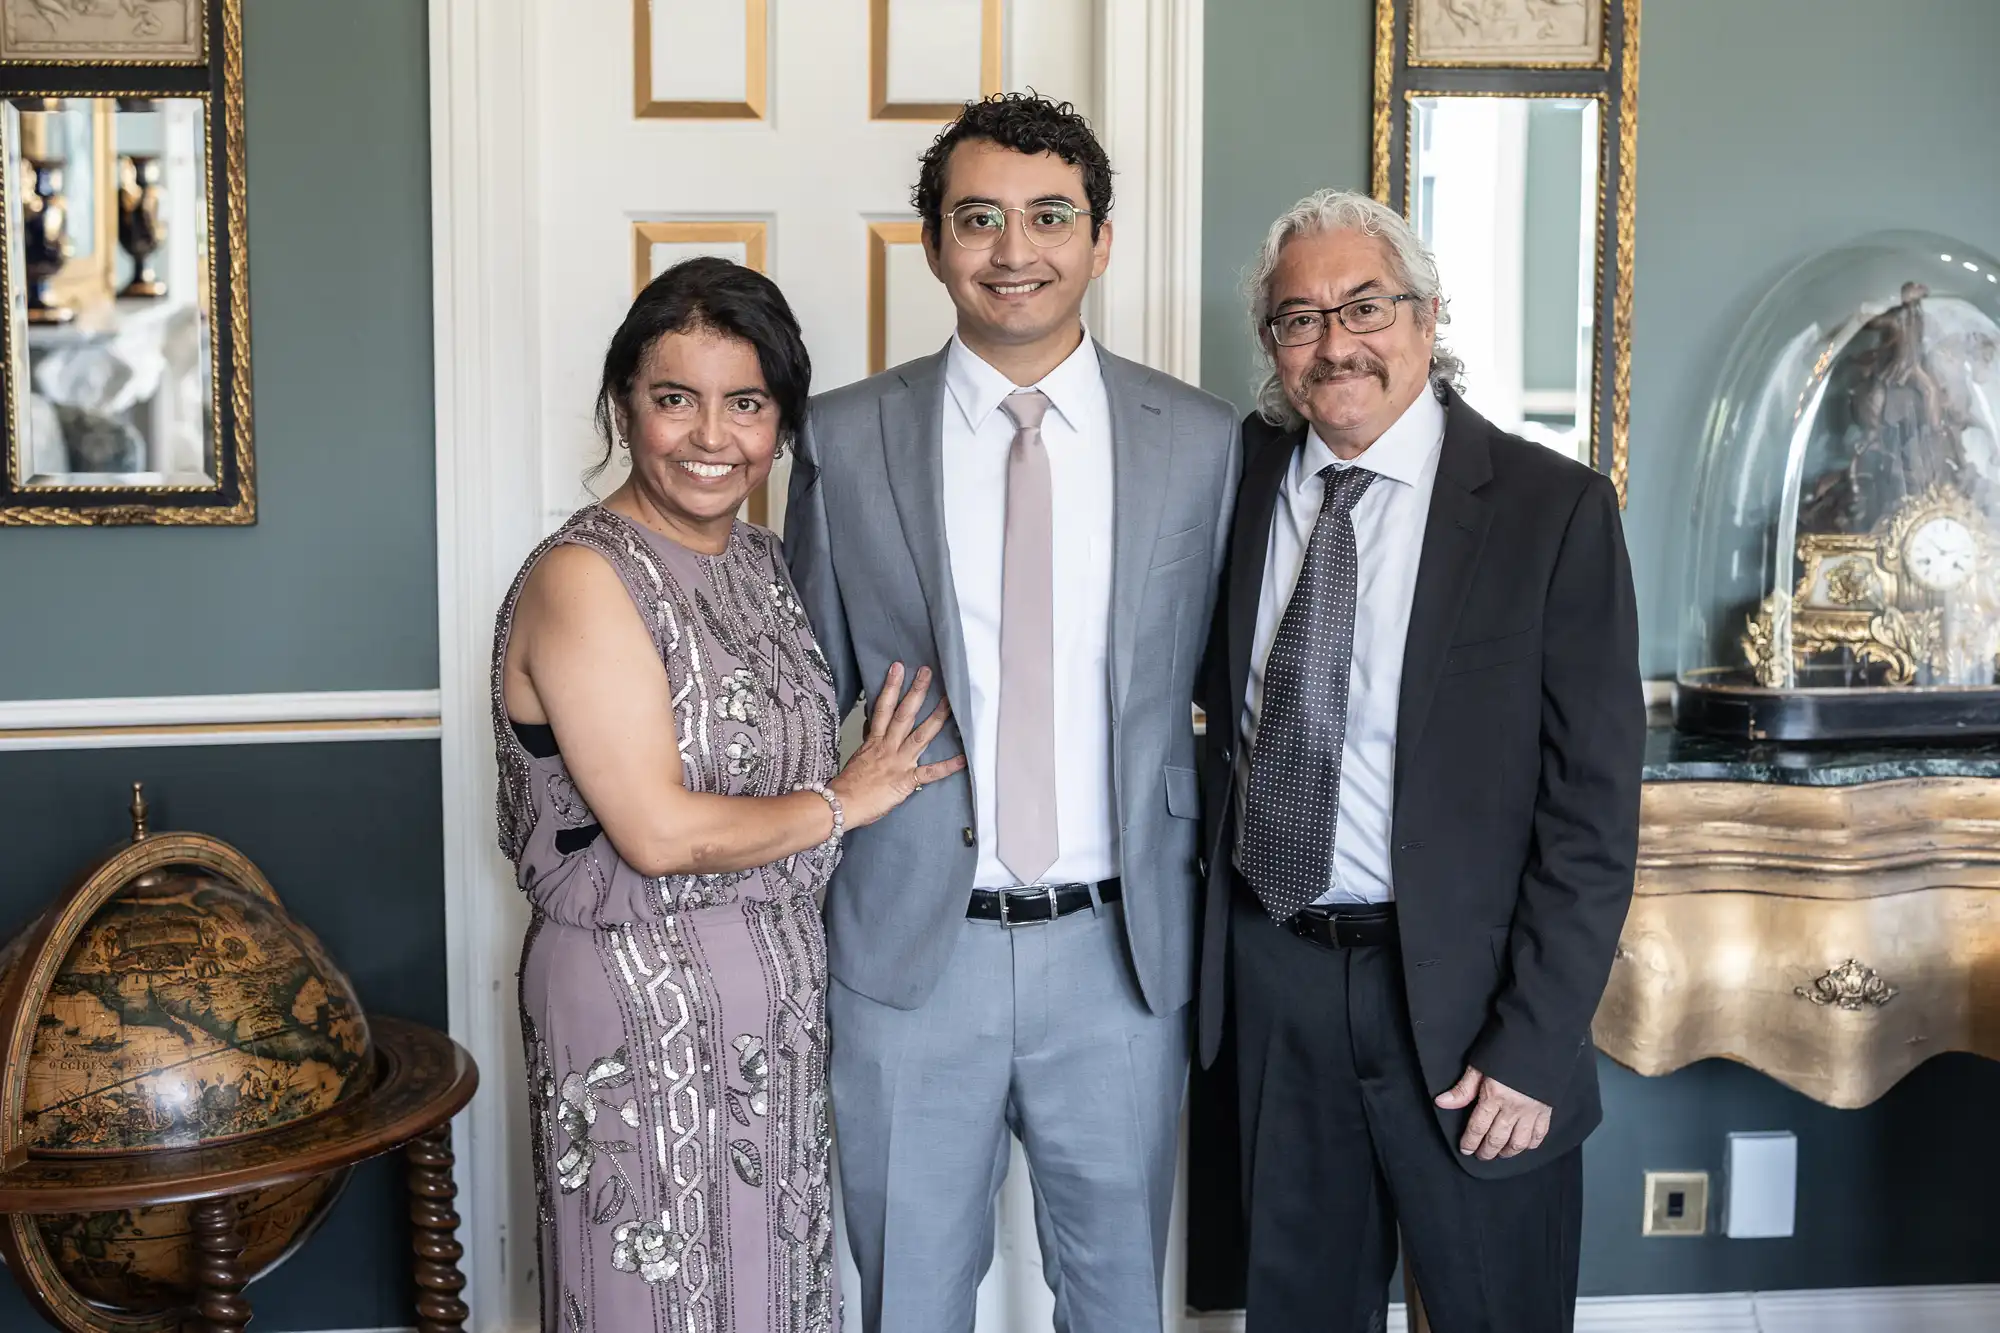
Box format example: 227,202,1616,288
6,96,213,487
1410,95,1600,462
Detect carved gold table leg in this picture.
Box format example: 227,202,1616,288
407,1123,470,1332
189,1195,252,1333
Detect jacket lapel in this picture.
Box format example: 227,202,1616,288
1101,345,1171,710
1393,391,1494,804
879,350,975,728
1226,418,1301,734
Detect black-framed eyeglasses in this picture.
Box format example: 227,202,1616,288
948,200,1094,250
1265,293,1419,346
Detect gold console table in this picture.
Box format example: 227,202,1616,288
1594,729,2000,1108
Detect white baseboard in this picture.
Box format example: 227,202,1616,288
0,689,442,750
1187,1284,2000,1333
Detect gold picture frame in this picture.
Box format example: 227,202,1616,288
1373,0,1639,505
0,0,254,526
633,0,768,121
869,0,1003,122
0,0,207,67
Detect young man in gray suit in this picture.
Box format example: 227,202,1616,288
785,92,1240,1333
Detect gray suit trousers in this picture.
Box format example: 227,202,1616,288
830,896,1186,1333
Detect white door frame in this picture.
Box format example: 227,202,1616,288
429,2,1204,1325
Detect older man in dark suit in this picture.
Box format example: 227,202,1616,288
1195,188,1644,1332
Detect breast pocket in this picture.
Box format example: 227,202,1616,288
1443,626,1540,676
1149,522,1210,570
1165,765,1201,820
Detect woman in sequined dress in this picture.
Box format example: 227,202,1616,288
492,258,963,1333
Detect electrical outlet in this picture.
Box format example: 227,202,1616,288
1643,1170,1709,1236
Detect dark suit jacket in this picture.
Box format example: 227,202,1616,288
1194,389,1644,1179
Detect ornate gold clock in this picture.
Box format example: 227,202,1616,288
1742,484,1998,691
1677,233,2000,739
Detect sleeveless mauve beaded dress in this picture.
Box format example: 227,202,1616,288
492,504,842,1333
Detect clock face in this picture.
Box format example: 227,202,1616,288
1905,516,1977,591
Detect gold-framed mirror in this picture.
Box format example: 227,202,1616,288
0,0,251,526
1373,0,1639,502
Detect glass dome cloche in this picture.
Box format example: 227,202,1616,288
1675,231,2000,739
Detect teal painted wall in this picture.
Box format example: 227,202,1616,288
1200,0,2000,1300
0,0,438,701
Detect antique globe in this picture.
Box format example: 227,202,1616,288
1675,230,2000,739
0,787,373,1329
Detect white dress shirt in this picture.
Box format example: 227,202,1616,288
1236,387,1446,904
942,333,1120,889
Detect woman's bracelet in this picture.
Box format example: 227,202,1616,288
805,783,844,853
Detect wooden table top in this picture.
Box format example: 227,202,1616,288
0,1015,477,1213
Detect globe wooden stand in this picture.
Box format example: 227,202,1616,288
0,1017,478,1333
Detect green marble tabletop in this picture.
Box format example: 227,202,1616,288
1645,727,2000,785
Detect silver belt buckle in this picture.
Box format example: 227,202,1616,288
999,884,1058,928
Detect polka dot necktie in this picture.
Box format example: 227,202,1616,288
1240,463,1377,923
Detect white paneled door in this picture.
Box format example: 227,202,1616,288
535,0,1103,536
431,2,1203,1328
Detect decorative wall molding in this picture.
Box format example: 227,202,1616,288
0,690,441,751
1095,0,1205,383
1189,1284,2000,1333
868,0,1003,120
429,0,544,1326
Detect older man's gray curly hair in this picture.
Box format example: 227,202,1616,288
1245,189,1463,428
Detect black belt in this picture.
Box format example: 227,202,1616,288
967,878,1122,927
1287,901,1397,950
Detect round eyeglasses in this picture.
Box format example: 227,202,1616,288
1265,293,1419,347
948,200,1093,250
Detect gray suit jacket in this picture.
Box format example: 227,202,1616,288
784,342,1242,1014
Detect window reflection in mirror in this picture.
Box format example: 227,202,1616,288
1410,95,1600,463
6,96,213,488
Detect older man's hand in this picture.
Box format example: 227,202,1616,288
1435,1067,1551,1161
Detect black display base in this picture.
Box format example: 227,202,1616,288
1674,671,2000,741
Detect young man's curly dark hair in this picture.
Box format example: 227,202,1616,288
912,91,1113,245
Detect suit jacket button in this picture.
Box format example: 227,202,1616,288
962,827,976,847
1197,855,1210,878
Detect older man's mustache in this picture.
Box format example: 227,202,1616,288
1302,355,1389,388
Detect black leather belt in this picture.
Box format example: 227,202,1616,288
967,878,1122,927
1288,901,1397,950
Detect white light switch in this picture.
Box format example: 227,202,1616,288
1724,1131,1797,1239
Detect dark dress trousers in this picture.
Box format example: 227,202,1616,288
1193,391,1645,1330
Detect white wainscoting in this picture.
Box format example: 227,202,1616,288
1186,1284,2000,1333
0,689,442,750
349,1283,2000,1333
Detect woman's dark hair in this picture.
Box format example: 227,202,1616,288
912,91,1113,245
589,256,812,483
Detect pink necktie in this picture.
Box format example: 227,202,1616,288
997,390,1058,885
